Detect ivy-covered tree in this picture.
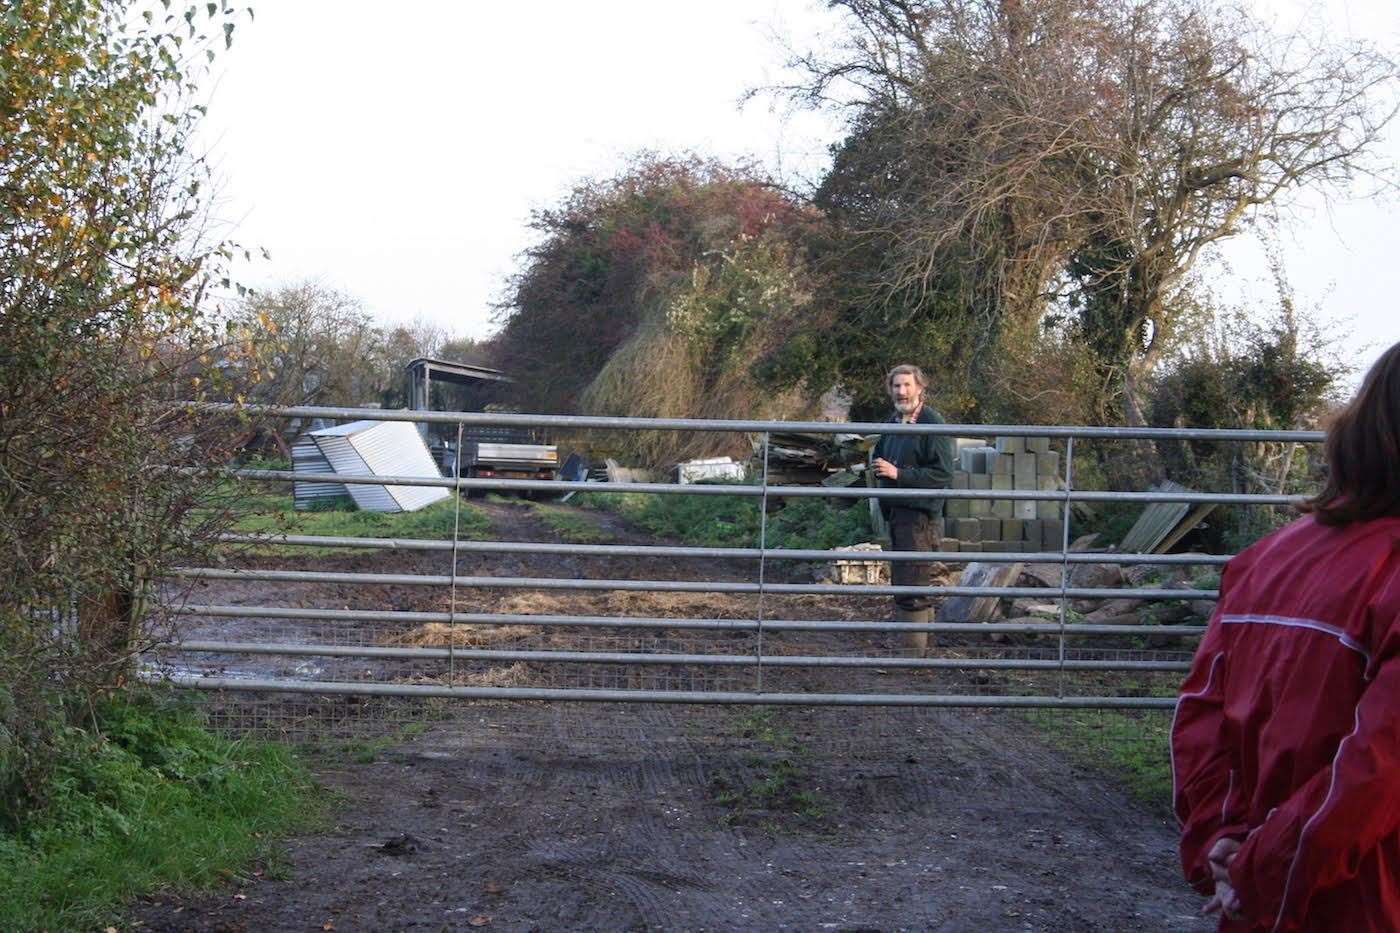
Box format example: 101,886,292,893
493,156,828,462
773,0,1397,424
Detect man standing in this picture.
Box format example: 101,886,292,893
872,364,955,652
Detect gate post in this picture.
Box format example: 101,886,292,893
1056,437,1075,696
755,431,771,693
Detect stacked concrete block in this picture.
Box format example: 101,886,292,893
991,474,1013,517
943,436,1067,554
969,474,992,517
1022,519,1042,551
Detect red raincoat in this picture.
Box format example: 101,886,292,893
1172,513,1400,931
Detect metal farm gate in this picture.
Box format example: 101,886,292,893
148,404,1322,739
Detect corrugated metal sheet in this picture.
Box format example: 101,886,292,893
292,437,347,510
1119,480,1215,553
310,420,449,512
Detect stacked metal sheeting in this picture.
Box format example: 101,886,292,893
299,420,450,513
1119,480,1216,553
291,437,348,510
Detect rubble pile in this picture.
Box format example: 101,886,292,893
751,432,873,486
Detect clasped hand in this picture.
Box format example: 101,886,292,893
1203,837,1242,921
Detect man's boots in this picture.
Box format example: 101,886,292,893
895,606,932,654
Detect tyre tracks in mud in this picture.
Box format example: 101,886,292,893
135,500,1210,931
134,701,1209,931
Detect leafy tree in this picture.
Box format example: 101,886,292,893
1151,276,1343,489
801,104,991,419
1,0,249,815
1148,265,1345,546
240,282,383,407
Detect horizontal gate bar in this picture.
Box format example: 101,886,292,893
217,532,1233,566
174,604,1208,637
161,640,1190,672
152,672,1178,708
186,401,1324,443
168,567,1218,600
227,468,1300,506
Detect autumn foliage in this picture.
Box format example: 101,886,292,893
493,157,831,464
1,0,252,813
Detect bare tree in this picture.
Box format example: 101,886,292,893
777,0,1397,422
245,282,388,408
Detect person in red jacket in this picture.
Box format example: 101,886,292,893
1172,340,1400,931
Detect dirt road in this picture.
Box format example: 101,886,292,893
135,500,1209,931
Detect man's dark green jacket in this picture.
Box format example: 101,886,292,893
872,405,955,518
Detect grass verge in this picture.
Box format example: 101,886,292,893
518,500,615,543
224,491,492,555
301,721,432,764
1025,707,1174,811
0,692,327,931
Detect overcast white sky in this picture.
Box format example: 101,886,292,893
200,0,1399,382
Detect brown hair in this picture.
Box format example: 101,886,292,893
886,363,928,394
1299,341,1400,525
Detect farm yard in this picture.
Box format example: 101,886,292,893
128,492,1212,931
7,0,1393,928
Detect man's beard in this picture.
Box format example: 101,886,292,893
893,396,922,414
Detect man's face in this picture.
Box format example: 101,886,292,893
889,373,922,414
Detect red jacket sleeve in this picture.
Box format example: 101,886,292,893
1172,601,1247,894
1228,568,1400,930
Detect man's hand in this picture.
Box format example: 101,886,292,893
1202,837,1242,921
873,457,899,480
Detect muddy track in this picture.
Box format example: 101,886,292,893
135,500,1209,931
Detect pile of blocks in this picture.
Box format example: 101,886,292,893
943,436,1064,553
825,542,890,585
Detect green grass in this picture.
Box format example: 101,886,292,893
225,492,492,555
302,721,432,764
0,693,327,932
1027,708,1174,810
710,709,829,829
578,491,876,550
516,501,615,543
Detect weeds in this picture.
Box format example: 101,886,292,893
304,721,431,764
515,501,615,543
1188,569,1222,591
579,491,874,550
1026,708,1174,811
0,692,326,932
710,709,829,829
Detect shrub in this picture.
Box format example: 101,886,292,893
493,156,829,467
1,0,255,825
